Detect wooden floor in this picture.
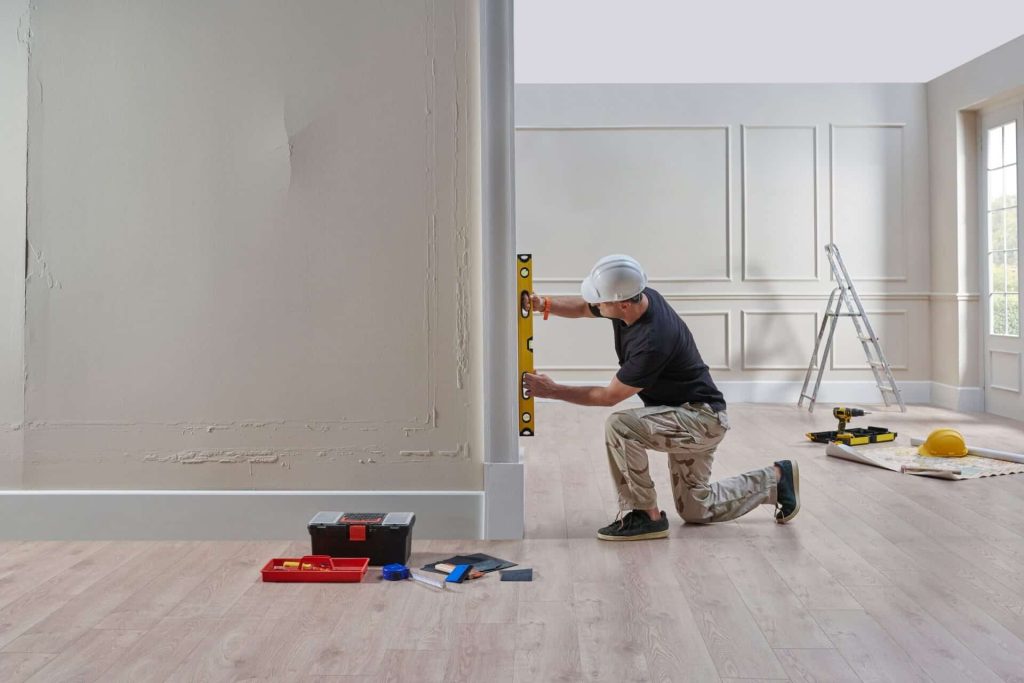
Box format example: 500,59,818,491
1,403,1023,681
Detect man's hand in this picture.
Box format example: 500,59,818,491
523,372,558,399
523,374,642,407
527,293,594,319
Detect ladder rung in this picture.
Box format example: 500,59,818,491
806,244,906,413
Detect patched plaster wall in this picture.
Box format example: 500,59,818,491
20,0,481,490
0,0,29,487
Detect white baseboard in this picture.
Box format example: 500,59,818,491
0,490,483,541
930,382,985,412
483,451,525,540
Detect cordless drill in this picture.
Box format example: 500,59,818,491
833,407,866,434
806,406,895,445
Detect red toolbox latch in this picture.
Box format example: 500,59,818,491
350,525,366,541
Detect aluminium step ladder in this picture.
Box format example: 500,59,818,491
798,244,906,413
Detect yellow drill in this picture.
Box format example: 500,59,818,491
833,407,866,434
807,406,894,445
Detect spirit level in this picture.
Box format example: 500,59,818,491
517,254,535,436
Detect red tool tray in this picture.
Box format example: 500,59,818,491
261,555,369,583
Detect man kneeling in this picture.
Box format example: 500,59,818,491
524,255,800,541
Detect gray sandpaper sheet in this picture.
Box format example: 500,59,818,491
500,568,533,582
421,553,516,575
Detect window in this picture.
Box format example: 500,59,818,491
987,121,1019,336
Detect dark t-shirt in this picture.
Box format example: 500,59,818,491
590,288,726,411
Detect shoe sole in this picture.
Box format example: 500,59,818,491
596,528,669,541
776,460,801,524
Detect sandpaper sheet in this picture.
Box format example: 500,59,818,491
421,553,516,575
500,568,533,582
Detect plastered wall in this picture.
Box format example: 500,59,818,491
927,35,1024,391
18,0,481,490
516,85,932,393
0,0,28,487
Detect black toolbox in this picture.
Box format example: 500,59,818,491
308,512,415,566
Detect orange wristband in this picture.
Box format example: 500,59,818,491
543,297,551,320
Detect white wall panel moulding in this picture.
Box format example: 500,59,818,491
740,310,819,371
741,125,819,282
516,125,731,283
830,310,909,371
989,351,1022,393
929,292,982,302
829,124,909,282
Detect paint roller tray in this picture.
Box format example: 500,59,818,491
261,555,369,583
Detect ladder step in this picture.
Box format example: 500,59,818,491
804,243,906,413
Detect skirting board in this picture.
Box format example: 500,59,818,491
483,450,525,540
0,490,483,541
930,382,985,412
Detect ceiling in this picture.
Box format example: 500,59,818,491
514,0,1024,83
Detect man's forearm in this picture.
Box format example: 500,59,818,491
550,383,613,407
541,296,591,319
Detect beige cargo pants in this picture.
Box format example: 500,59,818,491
605,403,777,523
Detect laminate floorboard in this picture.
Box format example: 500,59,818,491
0,402,1021,681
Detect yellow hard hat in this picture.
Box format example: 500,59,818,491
918,429,968,457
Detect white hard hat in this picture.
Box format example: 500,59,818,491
581,254,648,304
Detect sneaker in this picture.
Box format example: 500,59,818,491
597,510,669,541
774,460,800,524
